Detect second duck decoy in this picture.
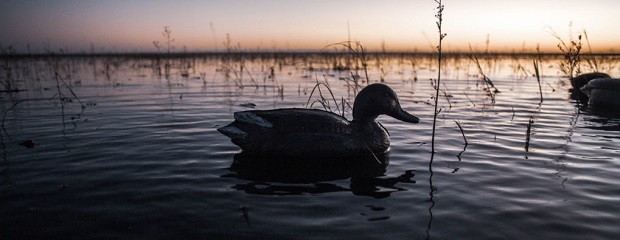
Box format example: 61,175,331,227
570,72,611,100
580,77,620,109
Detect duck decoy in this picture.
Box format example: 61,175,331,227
580,77,620,109
217,83,419,158
570,72,610,100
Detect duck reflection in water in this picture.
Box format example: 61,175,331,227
225,152,416,198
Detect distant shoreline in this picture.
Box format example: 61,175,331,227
2,51,620,59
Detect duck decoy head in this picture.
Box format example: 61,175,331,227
352,83,419,123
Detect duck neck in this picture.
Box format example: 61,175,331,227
352,103,379,122
351,117,390,153
351,117,384,135
352,103,379,121
352,116,377,126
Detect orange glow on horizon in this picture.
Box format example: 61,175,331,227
1,1,619,54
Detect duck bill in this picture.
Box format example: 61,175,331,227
388,107,420,123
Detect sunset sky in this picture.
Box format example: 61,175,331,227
1,0,619,53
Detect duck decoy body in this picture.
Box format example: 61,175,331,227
218,83,419,157
570,72,611,100
580,77,620,108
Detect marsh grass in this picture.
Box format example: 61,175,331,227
0,46,20,93
547,24,583,78
54,72,86,134
303,41,375,117
582,31,600,72
323,41,370,86
152,41,163,76
305,74,351,117
219,34,259,89
151,27,199,80
0,67,86,191
162,26,175,55
579,30,619,74
162,26,175,78
533,46,544,103
468,47,500,101
1,71,86,143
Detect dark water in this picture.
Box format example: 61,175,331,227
1,55,619,239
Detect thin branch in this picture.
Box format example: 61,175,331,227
454,120,468,146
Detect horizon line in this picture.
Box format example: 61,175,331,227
2,50,620,58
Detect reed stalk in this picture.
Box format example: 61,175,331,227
454,120,468,146
525,117,533,152
533,59,543,103
431,0,446,154
427,2,444,237
582,30,602,73
162,26,175,55
468,49,500,99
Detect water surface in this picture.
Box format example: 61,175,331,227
1,54,619,239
